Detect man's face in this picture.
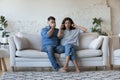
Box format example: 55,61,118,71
48,20,56,27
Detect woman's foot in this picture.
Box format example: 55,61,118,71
58,68,67,73
76,69,80,73
61,67,69,71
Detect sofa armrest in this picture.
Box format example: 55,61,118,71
109,36,120,52
8,36,16,67
109,36,120,64
101,36,109,65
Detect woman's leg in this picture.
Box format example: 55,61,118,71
72,60,80,73
59,44,72,71
62,56,70,70
71,47,80,73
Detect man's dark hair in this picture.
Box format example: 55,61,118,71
48,16,55,21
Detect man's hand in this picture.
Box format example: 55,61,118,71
47,23,56,37
51,23,56,29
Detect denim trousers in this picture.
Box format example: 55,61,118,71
42,44,77,71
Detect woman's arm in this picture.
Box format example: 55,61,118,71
73,24,87,32
57,24,64,39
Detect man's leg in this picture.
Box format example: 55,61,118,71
55,45,67,72
43,45,60,71
55,45,65,54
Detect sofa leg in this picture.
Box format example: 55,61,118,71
118,66,120,71
111,65,113,70
49,67,52,71
103,66,106,70
95,67,98,71
11,67,14,72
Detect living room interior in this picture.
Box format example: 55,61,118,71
0,0,120,80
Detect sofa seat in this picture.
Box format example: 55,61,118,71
77,49,102,58
16,50,60,58
16,49,102,58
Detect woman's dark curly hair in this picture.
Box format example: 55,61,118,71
62,17,75,30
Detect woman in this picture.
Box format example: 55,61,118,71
57,17,87,73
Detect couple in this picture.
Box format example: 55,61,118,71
41,16,87,73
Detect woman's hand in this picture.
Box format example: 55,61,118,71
72,24,75,27
72,24,79,29
60,24,64,30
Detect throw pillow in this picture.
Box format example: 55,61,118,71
89,36,103,49
14,35,29,50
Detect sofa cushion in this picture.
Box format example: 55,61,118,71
16,32,42,50
14,35,29,50
76,49,102,58
16,50,60,58
79,33,99,49
58,49,102,58
113,49,120,57
16,49,102,58
89,36,103,49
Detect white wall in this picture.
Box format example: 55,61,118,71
0,0,112,34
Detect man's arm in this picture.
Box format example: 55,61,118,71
41,27,54,38
47,27,54,37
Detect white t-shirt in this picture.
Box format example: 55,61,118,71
61,29,83,47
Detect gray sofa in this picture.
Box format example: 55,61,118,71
8,32,109,71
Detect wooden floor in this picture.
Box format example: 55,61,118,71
1,58,120,77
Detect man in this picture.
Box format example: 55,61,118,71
41,16,65,72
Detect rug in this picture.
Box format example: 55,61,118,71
1,71,120,80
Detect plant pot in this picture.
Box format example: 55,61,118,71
2,37,8,43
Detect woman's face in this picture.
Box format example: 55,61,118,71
64,20,71,29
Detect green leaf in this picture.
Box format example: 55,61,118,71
0,16,8,28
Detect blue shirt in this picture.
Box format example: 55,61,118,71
41,26,59,49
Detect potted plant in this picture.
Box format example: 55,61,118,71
0,16,9,43
91,17,108,36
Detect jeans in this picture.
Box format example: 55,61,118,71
42,45,65,71
65,44,78,60
42,44,77,71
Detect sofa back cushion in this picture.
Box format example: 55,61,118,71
15,32,99,50
88,36,104,49
14,35,29,50
79,33,99,49
15,32,42,50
